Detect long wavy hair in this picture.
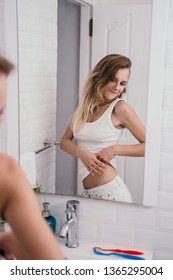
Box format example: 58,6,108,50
71,54,132,132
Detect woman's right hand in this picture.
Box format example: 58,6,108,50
78,147,106,176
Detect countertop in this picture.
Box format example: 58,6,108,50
57,237,153,260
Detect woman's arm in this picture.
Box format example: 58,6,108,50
97,101,145,162
60,124,83,158
0,154,65,260
114,101,145,156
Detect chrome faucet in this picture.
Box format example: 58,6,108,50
59,200,80,248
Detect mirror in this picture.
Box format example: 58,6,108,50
14,0,164,206
17,0,151,204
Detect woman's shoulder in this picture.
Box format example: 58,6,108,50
114,99,135,119
114,99,129,111
114,100,138,126
0,154,18,175
116,100,135,112
0,153,17,163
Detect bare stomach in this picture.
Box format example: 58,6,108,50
83,163,117,189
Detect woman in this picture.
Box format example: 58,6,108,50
0,55,64,259
60,54,145,203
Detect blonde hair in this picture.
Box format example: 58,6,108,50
71,54,132,132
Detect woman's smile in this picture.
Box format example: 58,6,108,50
105,87,121,100
109,89,120,95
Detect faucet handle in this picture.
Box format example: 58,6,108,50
66,200,80,212
65,207,75,214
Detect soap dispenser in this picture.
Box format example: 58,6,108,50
42,202,56,234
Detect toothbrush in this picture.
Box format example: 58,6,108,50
93,247,145,260
93,246,144,256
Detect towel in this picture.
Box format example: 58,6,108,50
20,152,36,188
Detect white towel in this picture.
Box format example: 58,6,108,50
20,152,36,188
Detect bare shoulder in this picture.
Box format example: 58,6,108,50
115,100,134,116
114,100,138,125
0,153,17,166
0,154,19,179
0,154,28,196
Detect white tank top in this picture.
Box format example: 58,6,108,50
74,98,124,181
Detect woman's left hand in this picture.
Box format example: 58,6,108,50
96,146,114,163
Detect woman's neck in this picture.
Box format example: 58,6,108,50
100,98,117,106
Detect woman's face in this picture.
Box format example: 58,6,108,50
0,73,7,123
103,68,130,103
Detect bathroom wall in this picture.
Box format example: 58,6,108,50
1,0,173,259
0,0,5,53
18,0,57,193
37,0,173,260
0,0,7,153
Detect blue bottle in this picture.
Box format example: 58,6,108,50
42,202,56,234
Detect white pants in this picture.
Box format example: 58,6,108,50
84,175,133,203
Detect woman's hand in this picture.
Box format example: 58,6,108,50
78,147,106,176
96,146,115,163
0,231,27,260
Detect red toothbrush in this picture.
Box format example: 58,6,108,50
93,247,144,256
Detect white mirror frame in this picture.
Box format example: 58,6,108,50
143,0,169,206
3,0,169,207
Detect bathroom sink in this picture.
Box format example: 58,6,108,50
57,237,153,260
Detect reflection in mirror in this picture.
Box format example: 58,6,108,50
60,53,145,204
18,0,58,194
17,0,153,205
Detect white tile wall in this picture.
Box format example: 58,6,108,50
18,0,57,192
98,224,134,246
159,173,173,192
163,89,173,110
0,0,4,53
158,192,173,210
0,0,7,153
36,1,173,260
161,132,173,151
